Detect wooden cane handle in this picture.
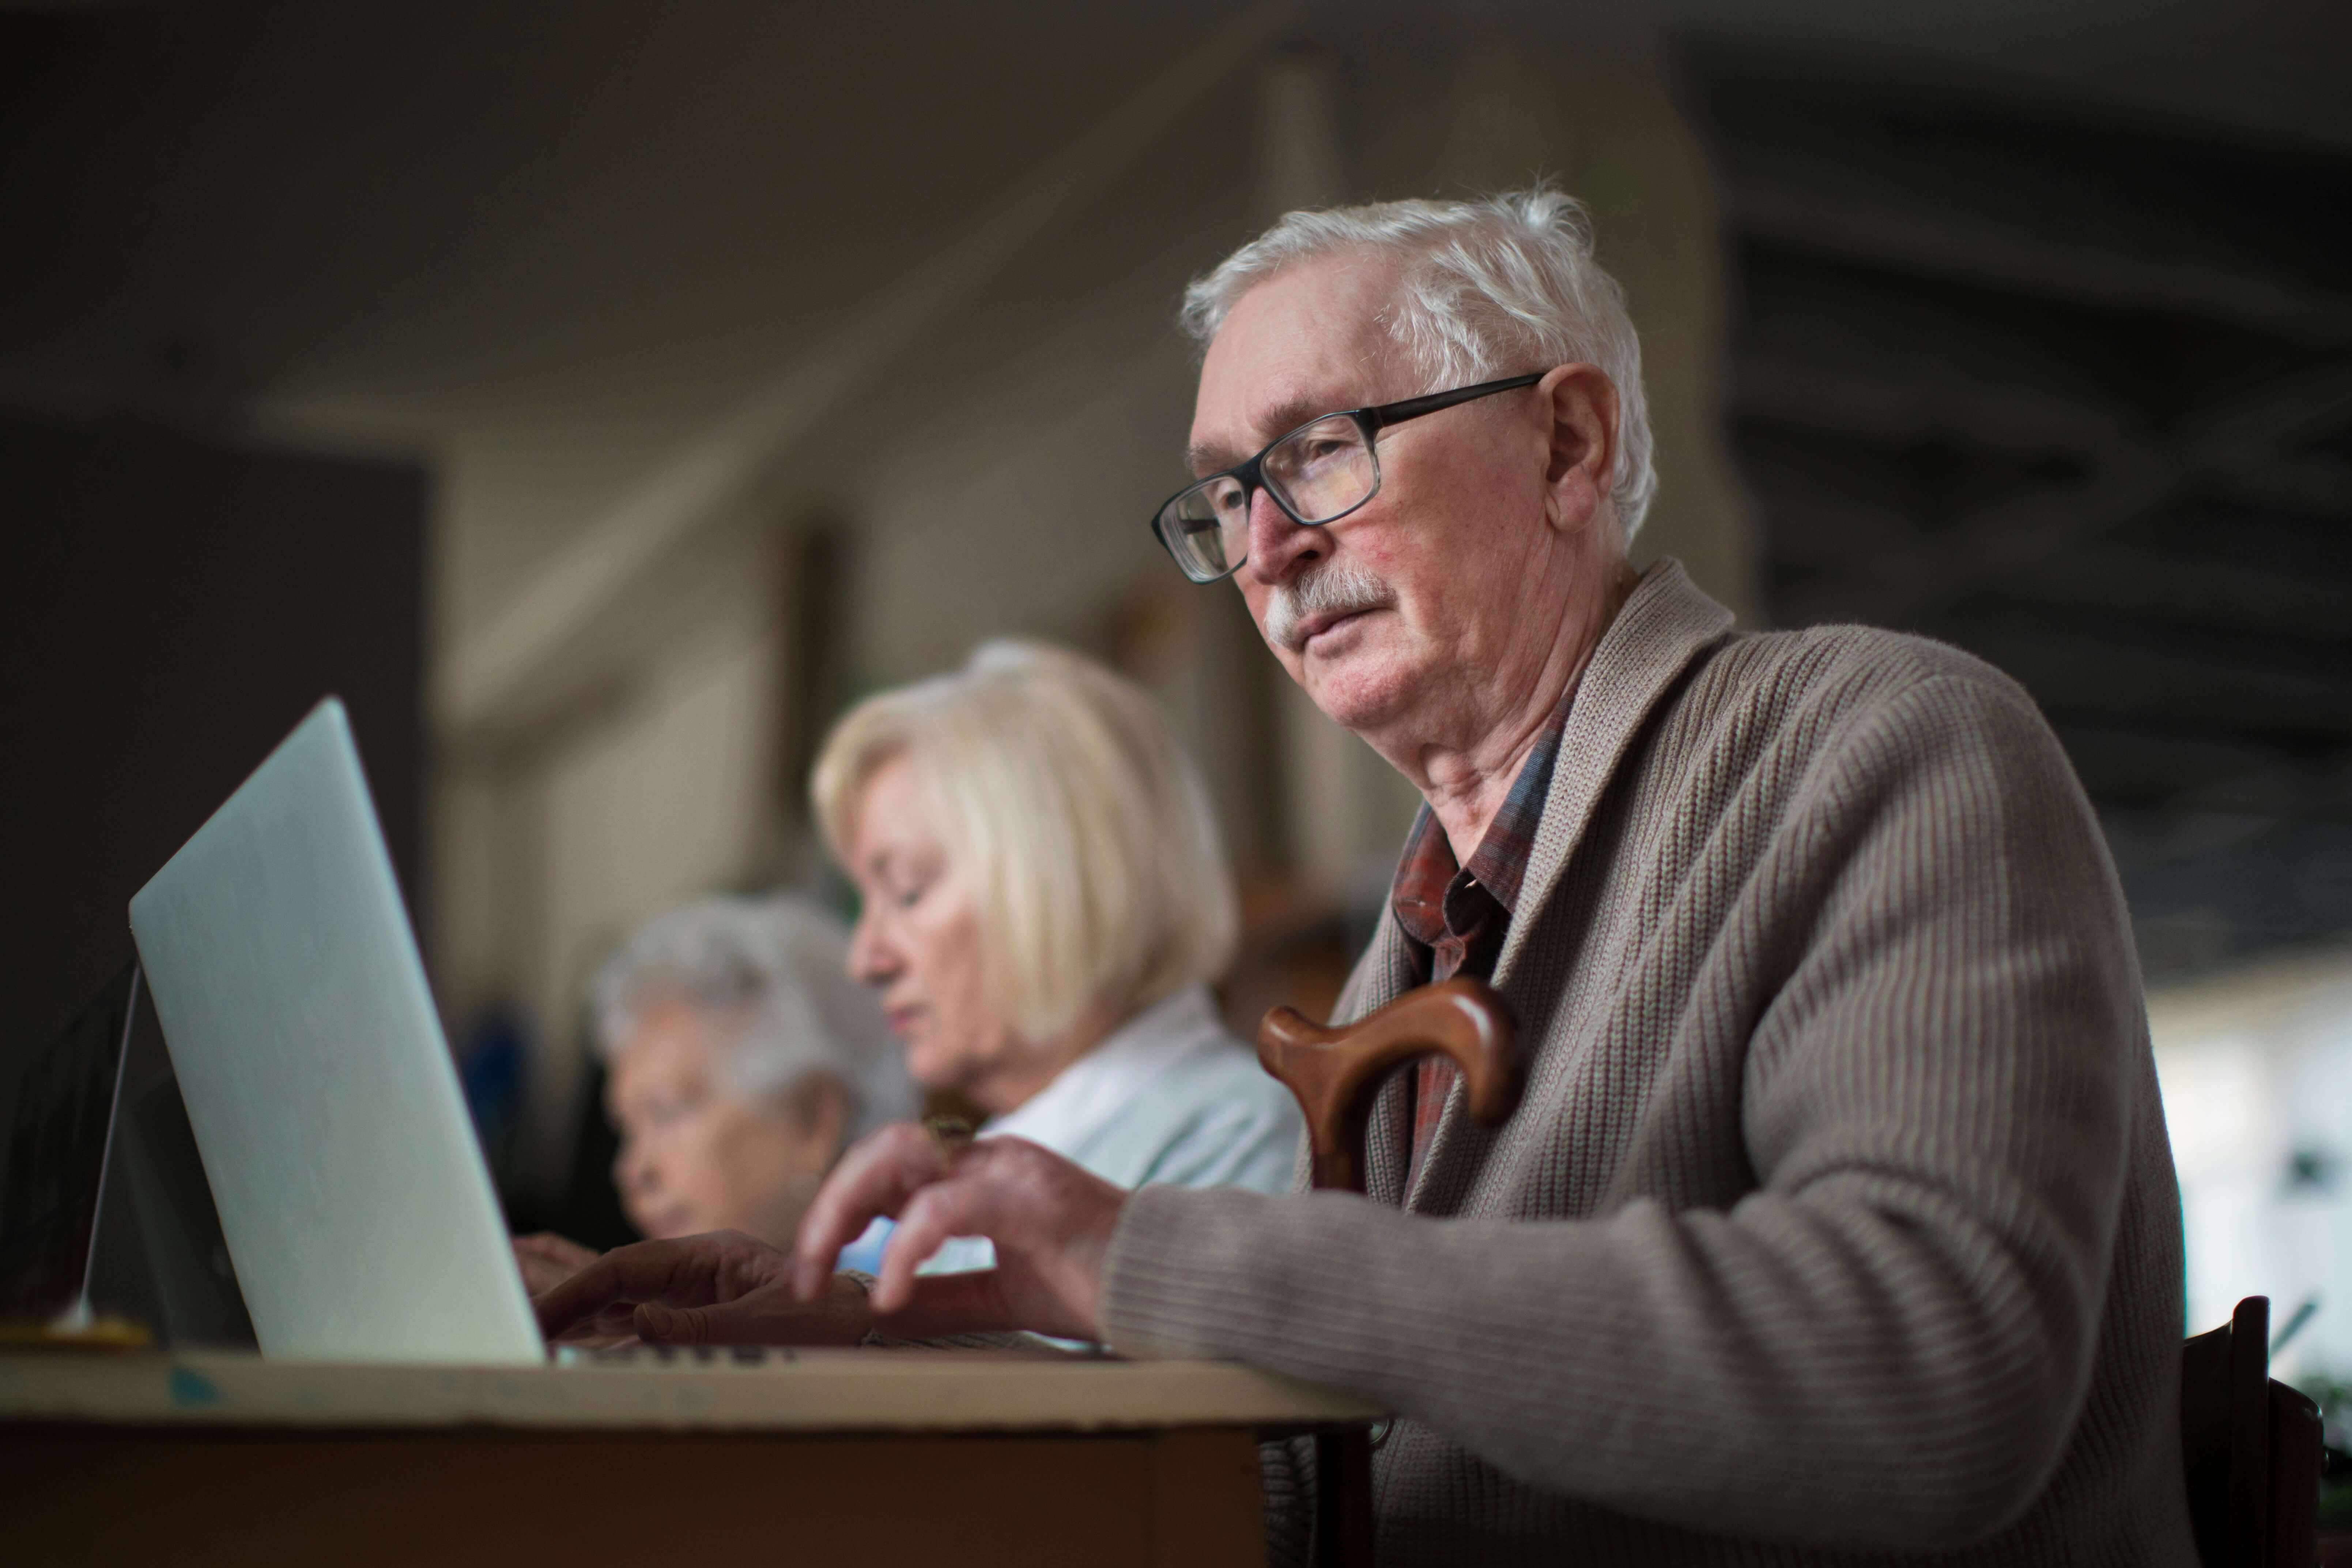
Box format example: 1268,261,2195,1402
1257,977,1519,1194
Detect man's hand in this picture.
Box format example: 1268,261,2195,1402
511,1232,601,1296
532,1230,873,1346
789,1126,1130,1344
531,1130,1130,1348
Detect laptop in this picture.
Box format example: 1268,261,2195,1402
0,961,262,1347
0,964,136,1324
128,699,541,1364
83,971,259,1350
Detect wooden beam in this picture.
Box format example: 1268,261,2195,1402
1963,627,2352,739
1778,362,2352,626
2101,744,2352,870
1727,177,2352,345
2216,454,2352,517
1733,354,2131,457
1988,548,2352,645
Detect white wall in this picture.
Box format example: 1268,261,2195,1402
519,629,782,1163
2153,941,2352,1378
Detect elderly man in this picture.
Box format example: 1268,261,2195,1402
540,190,2193,1564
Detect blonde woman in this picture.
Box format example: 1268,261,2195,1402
812,640,1299,1272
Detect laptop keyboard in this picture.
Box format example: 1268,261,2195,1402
553,1342,799,1369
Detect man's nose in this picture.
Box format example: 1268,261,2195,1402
614,1144,656,1196
1243,485,1324,586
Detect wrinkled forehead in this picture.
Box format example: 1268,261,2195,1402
1188,252,1415,469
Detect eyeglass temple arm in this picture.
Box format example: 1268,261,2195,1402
1364,372,1546,433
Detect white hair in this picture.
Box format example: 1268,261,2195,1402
589,894,910,1142
1180,186,1657,539
811,639,1239,1046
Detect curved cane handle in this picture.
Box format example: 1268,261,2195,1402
1257,977,1520,1194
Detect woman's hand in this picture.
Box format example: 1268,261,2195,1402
531,1127,1132,1349
511,1232,601,1296
532,1229,875,1346
533,1125,1130,1348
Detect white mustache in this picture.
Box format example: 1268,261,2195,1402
1263,560,1396,653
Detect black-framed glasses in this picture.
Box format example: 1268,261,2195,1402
1148,372,1544,583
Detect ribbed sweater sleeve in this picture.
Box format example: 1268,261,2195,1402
1099,669,2147,1553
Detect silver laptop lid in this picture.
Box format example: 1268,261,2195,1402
128,699,539,1363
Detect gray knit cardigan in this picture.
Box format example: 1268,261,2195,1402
1101,561,2196,1565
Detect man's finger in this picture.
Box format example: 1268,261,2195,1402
873,1168,1009,1313
873,1270,1023,1340
533,1236,705,1338
635,1283,875,1347
791,1122,949,1299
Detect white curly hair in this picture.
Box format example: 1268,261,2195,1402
1179,186,1657,539
589,893,910,1142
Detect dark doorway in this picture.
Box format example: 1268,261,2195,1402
0,414,428,1055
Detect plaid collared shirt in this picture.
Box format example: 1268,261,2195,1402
1389,690,1572,1189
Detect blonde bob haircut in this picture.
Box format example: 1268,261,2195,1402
812,641,1239,1046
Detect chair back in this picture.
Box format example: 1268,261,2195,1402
2183,1295,2323,1568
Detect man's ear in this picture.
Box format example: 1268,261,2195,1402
1540,363,1619,536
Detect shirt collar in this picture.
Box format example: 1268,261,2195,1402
1389,683,1576,947
979,983,1228,1156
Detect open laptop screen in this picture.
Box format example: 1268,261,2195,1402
128,699,540,1363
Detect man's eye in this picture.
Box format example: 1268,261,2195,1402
1202,480,1247,518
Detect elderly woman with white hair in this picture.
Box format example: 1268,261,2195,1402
513,894,913,1291
810,639,1299,1273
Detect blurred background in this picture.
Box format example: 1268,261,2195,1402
3,0,2349,1378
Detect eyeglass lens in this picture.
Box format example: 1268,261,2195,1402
1157,414,1379,581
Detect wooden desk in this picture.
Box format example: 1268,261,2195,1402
0,1348,1379,1567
